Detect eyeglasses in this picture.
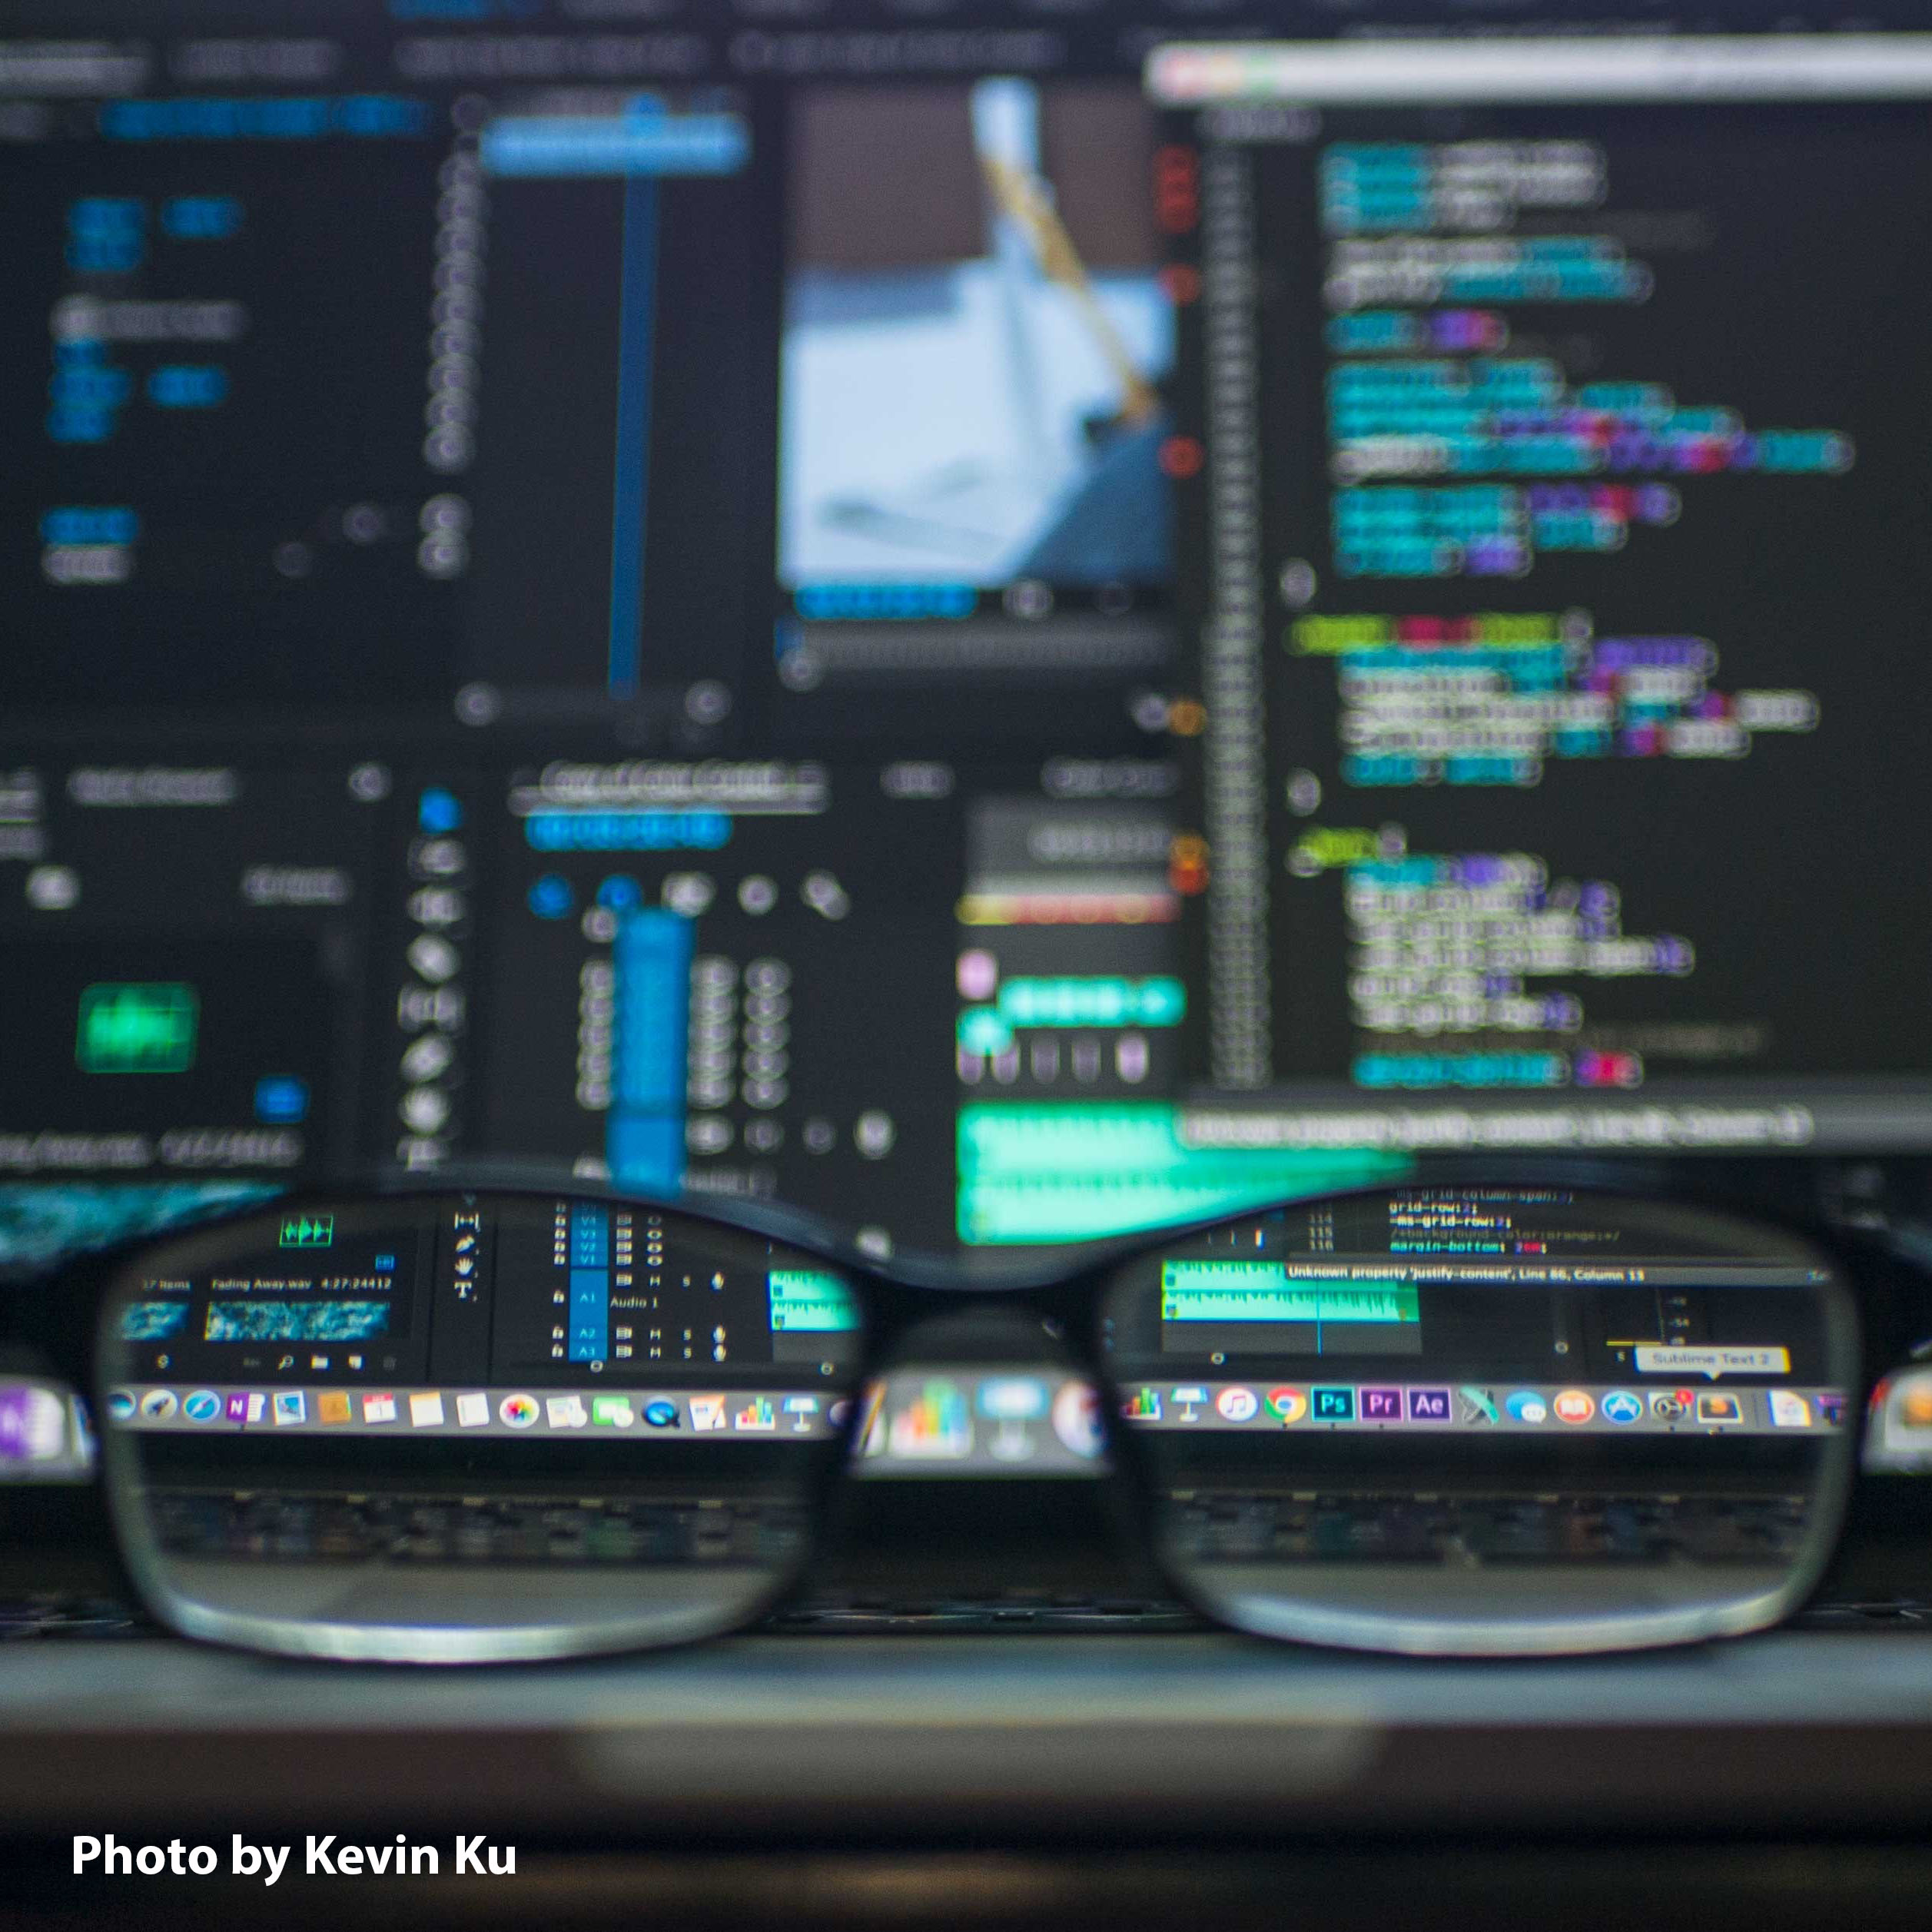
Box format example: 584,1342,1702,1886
35,1174,1881,1665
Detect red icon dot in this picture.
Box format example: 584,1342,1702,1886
1159,265,1202,305
1159,437,1204,480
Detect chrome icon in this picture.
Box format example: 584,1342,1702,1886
1265,1386,1308,1423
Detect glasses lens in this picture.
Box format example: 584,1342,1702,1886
1100,1186,1858,1655
96,1193,866,1661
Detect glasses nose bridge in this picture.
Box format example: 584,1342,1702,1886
871,1288,1084,1369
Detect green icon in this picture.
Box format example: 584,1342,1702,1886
591,1396,634,1428
1459,1385,1500,1423
278,1214,334,1249
75,983,198,1074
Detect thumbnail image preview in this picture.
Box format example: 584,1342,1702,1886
780,79,1174,589
119,1300,191,1342
203,1300,392,1343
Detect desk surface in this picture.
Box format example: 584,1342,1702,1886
0,1632,1928,1840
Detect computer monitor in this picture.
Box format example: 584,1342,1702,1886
1,3,1928,1277
1154,32,1932,1169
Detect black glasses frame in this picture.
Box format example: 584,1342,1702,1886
19,1160,1897,1665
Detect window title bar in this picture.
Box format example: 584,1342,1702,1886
1146,35,1932,108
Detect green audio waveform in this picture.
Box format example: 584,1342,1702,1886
768,1269,861,1333
277,1213,335,1249
955,1104,1410,1245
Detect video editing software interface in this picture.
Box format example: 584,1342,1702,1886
1106,1187,1843,1439
5,5,1932,1288
109,1192,1120,1479
113,1193,865,1443
109,1187,1841,1471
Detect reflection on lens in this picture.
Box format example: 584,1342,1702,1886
843,1367,1109,1476
98,1194,865,1662
1864,1365,1932,1472
1102,1187,1857,1655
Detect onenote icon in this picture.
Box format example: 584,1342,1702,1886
181,1389,221,1424
1553,1389,1595,1425
1265,1386,1306,1423
1601,1389,1644,1426
1505,1391,1548,1424
0,1386,65,1462
1214,1386,1259,1423
500,1393,539,1429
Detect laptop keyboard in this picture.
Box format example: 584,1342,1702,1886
1164,1490,1812,1565
0,1485,1895,1639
